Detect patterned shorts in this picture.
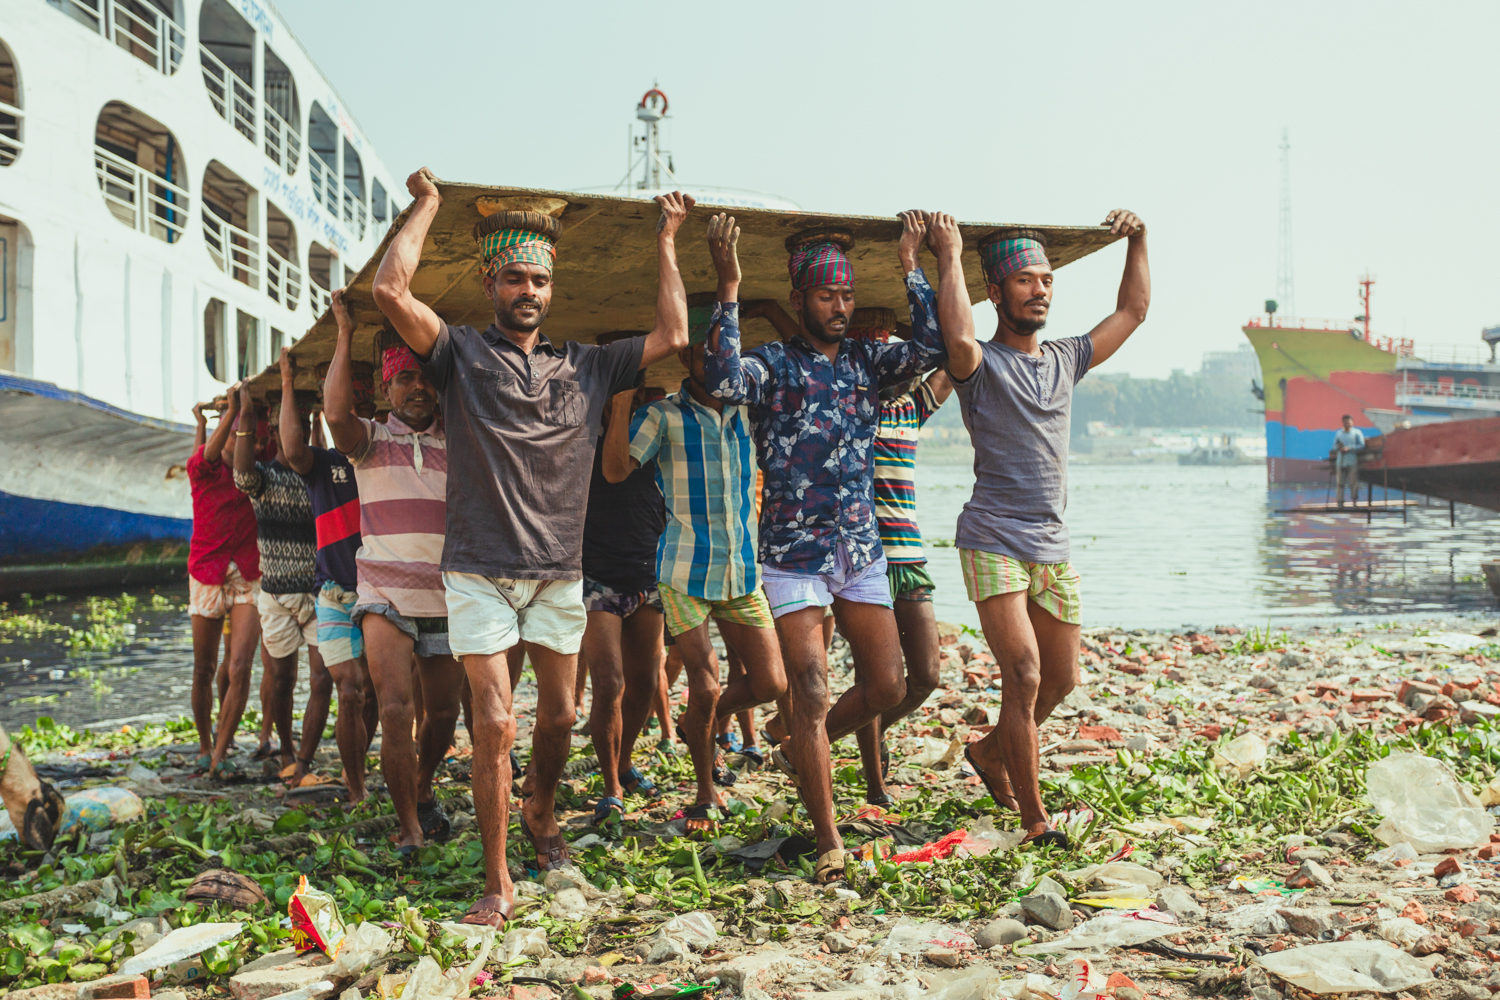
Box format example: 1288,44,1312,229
187,561,260,619
887,561,935,603
658,584,774,637
959,548,1082,625
257,590,318,658
582,578,663,619
316,581,363,665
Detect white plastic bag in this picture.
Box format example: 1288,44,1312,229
497,927,549,964
1366,752,1491,852
329,921,394,977
118,922,243,976
1256,940,1434,994
660,912,717,950
1213,734,1267,778
1019,914,1178,954
879,919,976,958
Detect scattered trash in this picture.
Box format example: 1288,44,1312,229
497,928,549,964
1020,913,1179,953
289,876,348,957
186,869,268,909
328,921,394,977
659,912,717,950
1233,875,1303,896
879,918,976,958
1212,733,1267,777
118,922,244,977
60,786,145,833
1367,842,1419,865
901,736,964,769
1255,940,1436,994
613,977,719,1000
1366,752,1492,852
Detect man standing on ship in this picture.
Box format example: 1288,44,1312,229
372,167,692,927
1333,414,1365,507
926,209,1149,847
704,211,947,882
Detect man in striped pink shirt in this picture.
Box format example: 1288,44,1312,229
326,292,464,857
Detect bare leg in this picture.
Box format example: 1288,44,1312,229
363,614,423,847
671,624,723,829
190,614,225,756
463,649,518,911
460,675,474,746
410,656,425,742
325,656,368,802
257,645,298,771
656,646,681,740
825,599,906,742
619,608,665,766
860,598,941,801
211,603,262,770
359,657,378,754
520,643,578,857
297,646,333,779
584,612,629,802
762,613,837,746
773,607,842,856
414,653,465,805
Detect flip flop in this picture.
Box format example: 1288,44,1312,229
770,746,800,787
396,844,419,862
518,810,571,871
460,892,514,929
194,753,212,772
866,791,894,807
711,748,738,788
741,745,764,769
963,746,1020,812
296,772,337,788
1023,828,1072,850
418,800,451,842
716,732,744,754
881,744,890,780
682,802,719,836
619,765,662,799
210,758,243,783
250,742,278,762
814,848,847,885
592,796,624,829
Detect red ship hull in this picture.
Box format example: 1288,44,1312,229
1360,418,1500,512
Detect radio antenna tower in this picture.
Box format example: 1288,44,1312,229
1276,128,1295,318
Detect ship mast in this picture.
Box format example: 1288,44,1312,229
612,85,678,194
1276,128,1295,319
1358,273,1374,340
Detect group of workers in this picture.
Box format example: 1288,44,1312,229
177,168,1150,929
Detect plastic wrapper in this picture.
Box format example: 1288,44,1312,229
396,929,495,1000
1212,733,1267,778
1375,917,1426,950
613,978,719,1000
659,912,717,950
1018,914,1178,954
117,921,244,976
289,875,348,957
922,967,1055,1000
1256,941,1435,994
1366,752,1492,852
59,787,144,833
879,918,976,957
496,927,549,964
1368,842,1419,865
328,921,394,977
959,816,1026,857
901,736,964,769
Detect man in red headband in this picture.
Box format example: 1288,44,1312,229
325,289,465,856
373,167,692,928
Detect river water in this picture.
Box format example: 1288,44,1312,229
2,461,1497,731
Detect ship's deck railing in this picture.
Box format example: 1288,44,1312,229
265,247,303,311
1243,318,1416,357
309,155,339,216
61,0,184,75
344,188,368,241
94,145,190,244
202,211,261,290
263,106,301,175
0,98,21,167
200,46,255,143
1399,345,1492,368
309,283,332,318
1397,375,1500,408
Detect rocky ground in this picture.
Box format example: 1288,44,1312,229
4,616,1500,1000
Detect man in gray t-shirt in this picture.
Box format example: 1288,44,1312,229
926,208,1150,848
1333,415,1366,506
373,166,694,929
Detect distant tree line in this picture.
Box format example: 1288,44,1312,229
1072,372,1261,435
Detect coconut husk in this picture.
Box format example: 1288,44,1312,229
185,869,267,909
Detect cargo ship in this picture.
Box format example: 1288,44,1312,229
0,0,400,593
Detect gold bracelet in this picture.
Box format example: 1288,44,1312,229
235,430,253,436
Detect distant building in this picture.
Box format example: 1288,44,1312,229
1201,343,1260,380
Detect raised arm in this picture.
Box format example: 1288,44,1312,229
925,212,981,381
202,383,240,466
324,288,370,457
192,402,208,453
277,348,313,475
371,168,444,360
925,368,954,408
231,383,257,479
1086,209,1149,369
600,391,638,484
866,211,949,388
703,214,773,405
638,191,695,369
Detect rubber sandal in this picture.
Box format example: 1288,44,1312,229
518,810,571,871
418,800,451,842
250,742,277,762
460,892,514,929
1023,828,1072,850
866,792,894,807
770,746,800,787
619,765,662,799
592,796,624,829
297,772,337,788
759,725,782,749
716,732,743,754
814,848,847,884
741,745,764,769
21,781,66,852
210,758,243,783
683,802,719,836
963,746,1020,812
510,750,524,782
279,761,299,780
396,844,418,861
194,753,212,772
711,748,738,788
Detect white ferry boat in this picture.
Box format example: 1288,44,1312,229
0,0,400,592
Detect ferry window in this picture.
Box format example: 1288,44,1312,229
265,202,301,311
94,101,189,244
372,179,388,230
49,0,184,76
202,160,259,289
0,40,20,166
262,45,301,174
308,103,338,216
270,327,285,356
342,140,366,239
198,0,254,141
204,297,227,381
308,241,333,317
236,309,259,379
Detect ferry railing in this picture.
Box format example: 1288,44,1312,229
263,106,302,175
0,98,21,167
111,0,184,76
199,46,256,143
1396,375,1500,407
265,247,303,311
309,283,332,318
309,156,339,216
202,211,262,290
344,188,368,240
94,145,190,243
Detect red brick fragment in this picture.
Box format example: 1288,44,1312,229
1195,725,1222,740
82,976,150,1000
1479,844,1499,860
1350,689,1388,703
1105,973,1138,993
1401,900,1428,925
1079,724,1123,742
1435,857,1462,878
1446,885,1480,904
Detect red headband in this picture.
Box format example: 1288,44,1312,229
382,346,420,384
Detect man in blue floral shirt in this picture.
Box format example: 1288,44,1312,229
704,211,946,883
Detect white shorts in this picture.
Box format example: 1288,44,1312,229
442,572,587,658
761,549,892,619
257,590,318,658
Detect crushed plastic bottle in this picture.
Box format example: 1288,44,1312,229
1366,752,1492,852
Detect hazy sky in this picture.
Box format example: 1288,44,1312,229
279,0,1499,379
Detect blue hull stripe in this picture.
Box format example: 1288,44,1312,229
1264,420,1382,461
0,490,191,559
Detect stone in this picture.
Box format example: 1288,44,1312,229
582,969,608,986
1285,859,1335,889
1448,886,1481,904
79,976,149,1000
645,935,691,965
1020,891,1075,931
1413,933,1450,956
4,987,81,1000
1286,846,1330,864
1278,906,1347,938
229,955,337,1000
1115,990,1144,1000
707,948,814,993
925,948,963,968
823,932,855,954
973,918,1029,949
1249,988,1282,1000
1156,885,1204,923
1435,857,1463,878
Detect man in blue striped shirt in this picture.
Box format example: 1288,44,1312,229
601,217,787,835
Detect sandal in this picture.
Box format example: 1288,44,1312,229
716,732,743,754
296,772,337,788
1023,828,1072,850
22,781,66,852
250,742,278,762
881,743,890,780
741,745,764,769
193,753,212,772
683,803,719,836
963,746,1020,812
814,848,847,885
210,758,243,783
460,892,514,929
770,746,799,787
712,748,738,788
518,810,571,871
592,796,624,829
418,799,451,842
866,792,894,807
619,765,662,799
396,844,419,861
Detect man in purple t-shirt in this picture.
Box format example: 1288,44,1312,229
278,345,379,803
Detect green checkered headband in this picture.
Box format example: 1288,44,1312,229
474,211,561,279
687,292,718,346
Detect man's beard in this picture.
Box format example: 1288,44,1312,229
499,296,548,332
801,305,847,345
1001,296,1048,335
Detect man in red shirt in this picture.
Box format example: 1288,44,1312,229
187,385,263,779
